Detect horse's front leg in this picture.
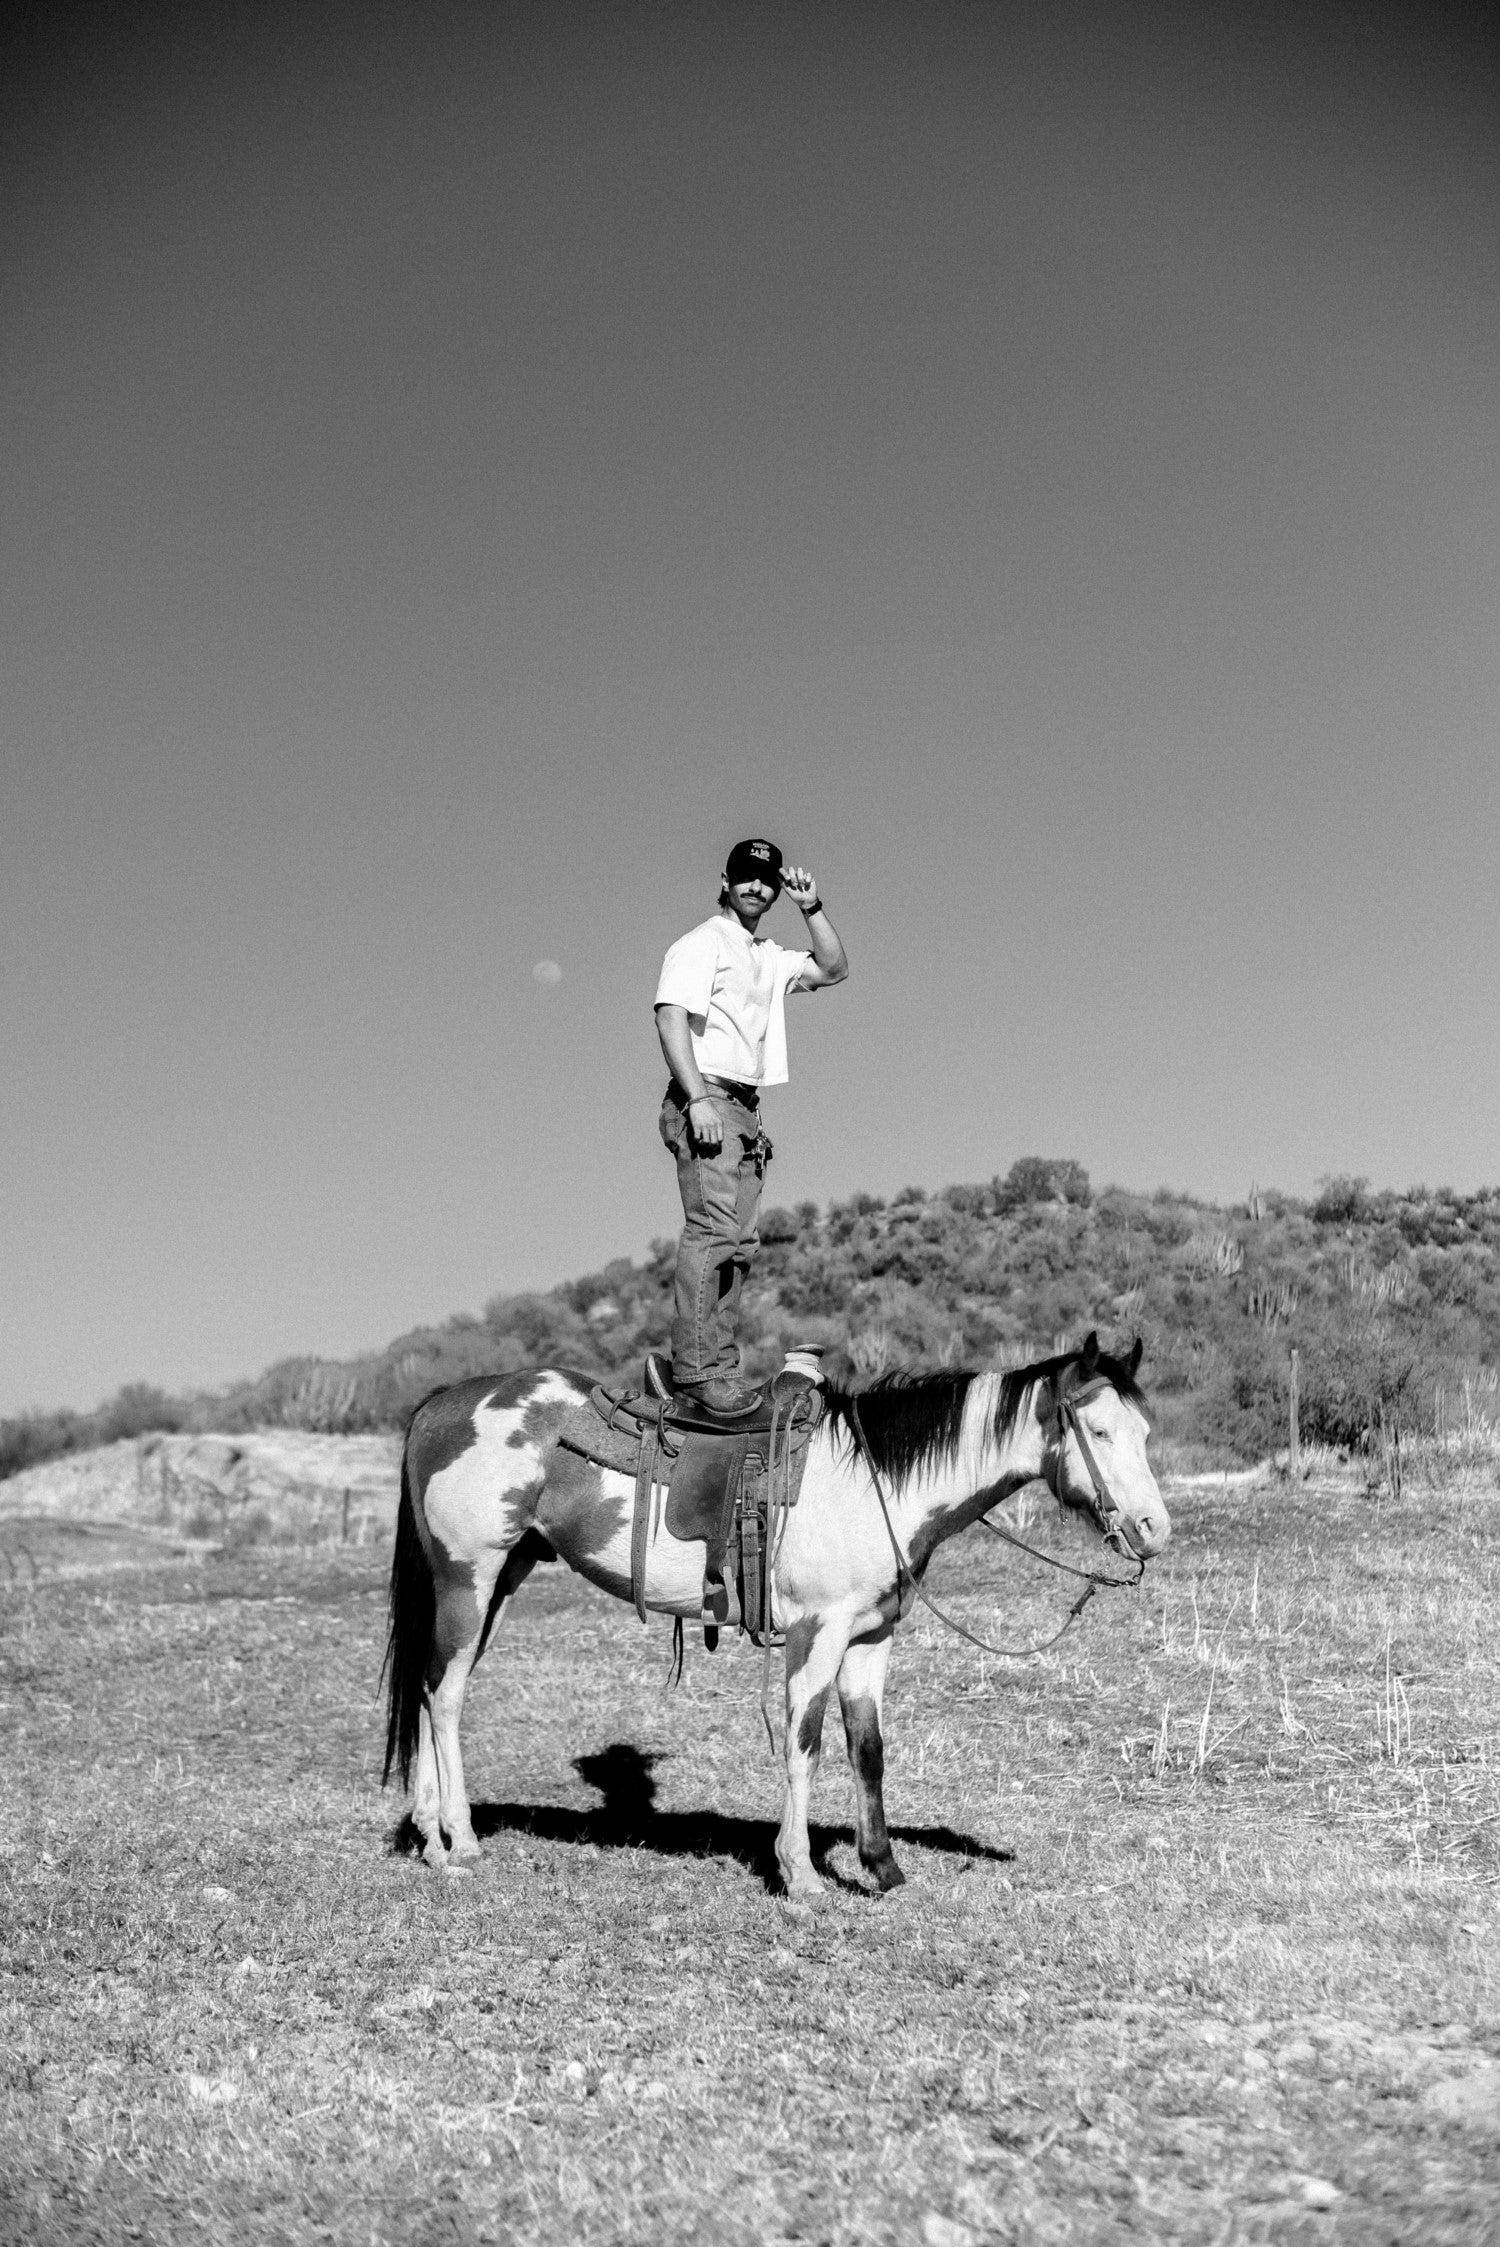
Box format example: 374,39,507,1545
837,1633,904,1891
775,1615,850,1902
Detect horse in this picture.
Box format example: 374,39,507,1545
381,1333,1170,1901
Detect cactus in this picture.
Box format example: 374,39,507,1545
1247,1279,1300,1327
1184,1230,1244,1278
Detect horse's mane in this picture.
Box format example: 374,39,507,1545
823,1342,1149,1484
822,1368,978,1485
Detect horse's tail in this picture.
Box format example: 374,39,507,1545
382,1433,434,1791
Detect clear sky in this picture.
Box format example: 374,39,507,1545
3,3,1498,1415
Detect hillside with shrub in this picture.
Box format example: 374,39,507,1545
6,1164,1500,1482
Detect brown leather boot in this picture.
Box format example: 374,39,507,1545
674,1376,764,1421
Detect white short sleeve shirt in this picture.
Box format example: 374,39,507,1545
655,916,813,1088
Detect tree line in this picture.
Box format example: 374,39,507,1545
6,1162,1498,1481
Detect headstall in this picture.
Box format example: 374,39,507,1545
1042,1376,1139,1555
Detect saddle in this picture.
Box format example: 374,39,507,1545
556,1358,825,1647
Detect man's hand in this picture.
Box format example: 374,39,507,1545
688,1097,724,1148
781,865,820,912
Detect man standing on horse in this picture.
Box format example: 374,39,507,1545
653,838,848,1419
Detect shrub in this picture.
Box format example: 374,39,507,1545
1312,1175,1370,1226
1297,1322,1427,1448
994,1157,1091,1212
96,1383,185,1442
0,1409,84,1482
1186,1343,1288,1462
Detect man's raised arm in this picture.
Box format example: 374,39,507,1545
781,865,848,990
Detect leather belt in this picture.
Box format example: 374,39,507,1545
700,1077,761,1107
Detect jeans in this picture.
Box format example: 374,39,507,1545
659,1084,769,1383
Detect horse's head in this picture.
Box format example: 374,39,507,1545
1034,1333,1171,1559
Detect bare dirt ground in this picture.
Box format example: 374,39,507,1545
3,1452,1499,2245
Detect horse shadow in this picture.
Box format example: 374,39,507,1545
390,1741,1013,1896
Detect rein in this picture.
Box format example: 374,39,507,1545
848,1384,1143,1665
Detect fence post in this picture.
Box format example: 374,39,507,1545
1289,1347,1300,1480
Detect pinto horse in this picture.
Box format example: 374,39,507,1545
382,1334,1169,1900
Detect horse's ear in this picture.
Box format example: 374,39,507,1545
1080,1331,1100,1376
1127,1336,1144,1379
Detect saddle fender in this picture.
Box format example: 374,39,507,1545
555,1373,823,1639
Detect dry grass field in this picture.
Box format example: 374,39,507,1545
4,1455,1500,2246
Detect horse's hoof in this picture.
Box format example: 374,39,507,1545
866,1851,906,1893
448,1837,482,1866
420,1838,448,1871
442,1861,474,1879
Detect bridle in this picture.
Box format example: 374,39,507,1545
1040,1376,1140,1554
847,1373,1146,1666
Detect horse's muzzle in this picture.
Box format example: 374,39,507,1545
1117,1502,1171,1560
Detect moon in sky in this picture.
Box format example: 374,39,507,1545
533,960,563,985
